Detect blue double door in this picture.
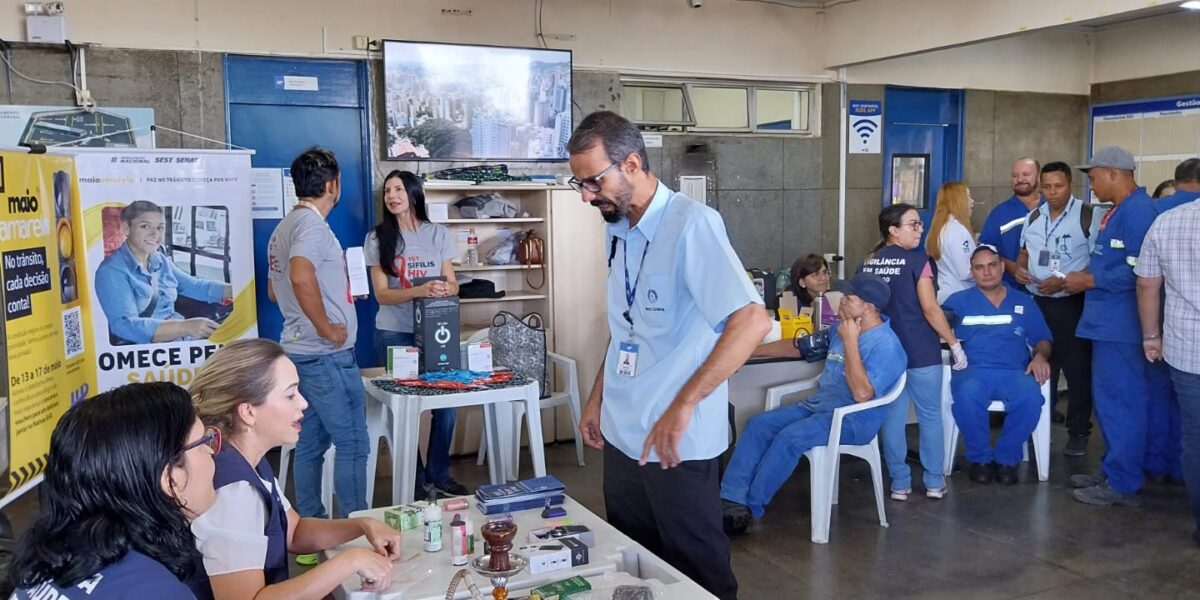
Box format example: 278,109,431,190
881,87,964,242
225,56,380,366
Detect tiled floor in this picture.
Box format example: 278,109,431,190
3,422,1195,599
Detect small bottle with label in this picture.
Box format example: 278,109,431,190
450,513,468,566
423,492,443,552
466,228,479,266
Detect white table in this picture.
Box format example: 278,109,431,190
328,496,716,600
365,378,546,505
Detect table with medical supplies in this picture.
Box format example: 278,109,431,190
327,495,716,600
364,375,546,505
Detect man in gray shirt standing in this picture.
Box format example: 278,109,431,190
267,147,369,519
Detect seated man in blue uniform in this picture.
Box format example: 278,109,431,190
720,272,907,534
943,245,1052,485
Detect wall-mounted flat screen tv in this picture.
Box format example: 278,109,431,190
382,40,572,161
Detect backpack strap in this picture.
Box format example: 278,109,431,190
1079,202,1094,239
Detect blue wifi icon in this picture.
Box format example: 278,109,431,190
853,118,878,142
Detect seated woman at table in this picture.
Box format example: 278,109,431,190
753,254,844,358
10,382,217,599
190,339,402,600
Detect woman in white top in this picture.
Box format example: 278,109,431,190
190,339,402,600
926,182,977,303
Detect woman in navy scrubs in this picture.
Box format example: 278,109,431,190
190,339,402,600
10,382,219,599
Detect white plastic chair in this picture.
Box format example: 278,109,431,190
765,372,907,544
473,330,586,476
279,397,390,512
940,365,1051,482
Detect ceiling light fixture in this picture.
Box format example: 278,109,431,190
1182,1,1200,10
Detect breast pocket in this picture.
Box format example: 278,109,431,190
640,274,676,328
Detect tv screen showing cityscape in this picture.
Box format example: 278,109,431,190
382,40,573,161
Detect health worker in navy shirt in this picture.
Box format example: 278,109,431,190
1064,146,1159,507
980,157,1043,292
860,203,966,501
1156,158,1200,212
191,339,402,600
10,383,219,600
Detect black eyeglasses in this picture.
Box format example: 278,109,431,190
182,426,222,455
567,162,619,194
900,219,924,231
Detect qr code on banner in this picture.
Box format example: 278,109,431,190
62,306,83,359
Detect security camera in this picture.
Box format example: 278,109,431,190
691,0,702,7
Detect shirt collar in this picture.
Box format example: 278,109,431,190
1039,196,1078,216
609,180,670,242
117,241,162,276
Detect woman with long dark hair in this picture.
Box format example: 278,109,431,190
10,382,219,599
363,170,466,496
860,203,966,501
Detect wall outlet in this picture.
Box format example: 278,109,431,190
352,35,369,50
545,33,576,41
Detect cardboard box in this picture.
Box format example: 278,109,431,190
560,537,589,567
387,346,419,379
413,296,461,372
467,340,493,371
383,506,422,531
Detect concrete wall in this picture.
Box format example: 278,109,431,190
1091,69,1200,105
1,46,226,149
1092,11,1200,84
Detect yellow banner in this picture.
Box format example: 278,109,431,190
0,151,96,497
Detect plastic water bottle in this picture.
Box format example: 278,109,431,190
466,228,479,266
423,493,443,552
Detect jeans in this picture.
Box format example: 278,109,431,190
1092,341,1148,494
374,329,457,488
1146,361,1183,479
1167,365,1200,536
881,364,946,491
289,348,369,518
950,367,1043,467
721,402,883,518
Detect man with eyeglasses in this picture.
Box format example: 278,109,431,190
981,157,1044,293
567,111,769,600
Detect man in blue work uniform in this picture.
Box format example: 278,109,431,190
567,111,770,600
1064,146,1159,506
944,245,1052,485
981,157,1043,293
720,272,907,531
1155,158,1200,212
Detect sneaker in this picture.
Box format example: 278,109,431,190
433,478,470,497
721,500,751,536
1069,471,1105,489
1072,482,1141,507
890,488,912,501
1064,435,1088,457
925,486,947,500
995,464,1019,485
295,553,318,566
968,462,995,484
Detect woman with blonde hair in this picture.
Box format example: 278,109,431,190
926,182,977,303
190,339,401,600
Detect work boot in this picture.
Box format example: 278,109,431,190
968,462,994,484
721,499,751,536
1063,435,1088,457
1072,481,1140,507
1069,471,1105,489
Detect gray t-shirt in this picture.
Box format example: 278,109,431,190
364,222,457,333
268,206,357,354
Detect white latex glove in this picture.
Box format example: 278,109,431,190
950,342,969,371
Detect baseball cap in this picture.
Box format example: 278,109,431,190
971,243,1000,259
1076,146,1136,172
836,272,891,310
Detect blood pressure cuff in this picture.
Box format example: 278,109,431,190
795,329,831,363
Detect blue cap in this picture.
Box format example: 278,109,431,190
836,272,891,310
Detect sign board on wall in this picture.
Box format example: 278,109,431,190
0,105,155,149
848,100,882,154
1091,94,1200,196
67,149,258,392
0,151,97,501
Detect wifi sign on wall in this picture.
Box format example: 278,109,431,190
848,100,882,154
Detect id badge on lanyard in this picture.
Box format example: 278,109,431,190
619,238,650,377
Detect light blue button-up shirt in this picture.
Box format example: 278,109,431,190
95,242,227,344
1018,197,1095,297
602,181,762,462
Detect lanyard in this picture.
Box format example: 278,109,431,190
1099,201,1119,232
622,237,651,333
1044,198,1074,241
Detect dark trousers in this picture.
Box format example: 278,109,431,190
1035,294,1093,437
603,441,738,600
1168,366,1200,537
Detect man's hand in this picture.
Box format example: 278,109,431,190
578,398,604,450
319,323,348,348
1036,277,1066,295
836,311,861,344
1144,338,1163,363
640,402,695,469
1013,268,1036,286
1026,354,1051,385
1063,271,1092,294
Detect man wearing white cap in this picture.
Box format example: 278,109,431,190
1064,146,1159,506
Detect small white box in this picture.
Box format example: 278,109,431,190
467,341,493,372
429,203,450,221
520,543,571,575
27,15,67,44
387,346,419,379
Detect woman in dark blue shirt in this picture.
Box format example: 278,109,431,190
10,382,219,599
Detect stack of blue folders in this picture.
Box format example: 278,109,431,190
475,475,566,515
